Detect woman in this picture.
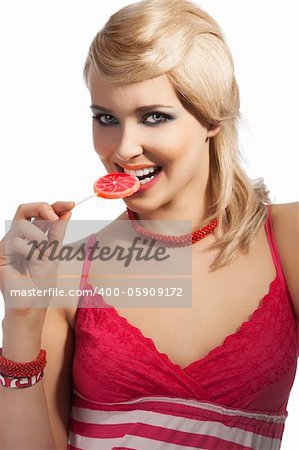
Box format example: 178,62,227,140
0,0,298,449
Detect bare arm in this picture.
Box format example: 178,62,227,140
271,202,299,319
0,201,75,449
1,306,74,450
41,307,74,450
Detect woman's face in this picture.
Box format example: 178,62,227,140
88,70,220,212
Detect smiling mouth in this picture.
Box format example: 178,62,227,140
116,164,162,184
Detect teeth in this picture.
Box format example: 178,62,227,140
140,176,154,184
123,166,159,176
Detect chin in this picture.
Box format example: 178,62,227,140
123,196,166,214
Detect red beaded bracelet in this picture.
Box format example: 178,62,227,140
0,348,47,377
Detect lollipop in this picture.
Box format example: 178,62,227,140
94,172,140,199
75,172,140,206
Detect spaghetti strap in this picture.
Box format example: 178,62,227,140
79,233,98,291
264,204,291,297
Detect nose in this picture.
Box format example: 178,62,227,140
114,125,144,162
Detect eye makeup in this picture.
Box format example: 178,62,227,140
92,111,174,126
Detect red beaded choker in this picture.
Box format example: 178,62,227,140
126,207,218,247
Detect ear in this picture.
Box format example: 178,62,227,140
207,124,221,138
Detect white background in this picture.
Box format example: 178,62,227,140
0,1,298,448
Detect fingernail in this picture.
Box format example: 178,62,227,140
49,211,59,220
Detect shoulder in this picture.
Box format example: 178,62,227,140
270,202,299,322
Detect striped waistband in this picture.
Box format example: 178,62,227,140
68,391,287,450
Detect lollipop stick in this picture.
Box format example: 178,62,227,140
75,193,97,206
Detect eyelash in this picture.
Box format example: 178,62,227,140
92,112,172,127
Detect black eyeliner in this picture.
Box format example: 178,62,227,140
92,111,174,126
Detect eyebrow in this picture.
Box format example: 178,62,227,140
90,104,175,114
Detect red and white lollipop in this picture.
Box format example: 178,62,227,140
76,172,140,206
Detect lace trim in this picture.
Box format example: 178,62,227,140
81,276,279,371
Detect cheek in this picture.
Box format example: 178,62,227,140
150,128,185,161
92,123,99,149
165,128,202,161
171,135,207,176
92,126,111,159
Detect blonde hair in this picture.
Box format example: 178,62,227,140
83,0,271,271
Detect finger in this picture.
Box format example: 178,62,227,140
8,219,48,244
5,221,50,265
51,201,75,217
12,203,60,222
30,219,52,234
47,211,72,250
31,201,75,231
8,237,42,264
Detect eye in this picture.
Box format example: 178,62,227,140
92,111,172,127
92,114,117,125
143,112,171,125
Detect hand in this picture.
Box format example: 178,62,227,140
0,201,75,318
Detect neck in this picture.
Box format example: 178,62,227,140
131,192,214,235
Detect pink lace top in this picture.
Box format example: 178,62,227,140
68,205,299,450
